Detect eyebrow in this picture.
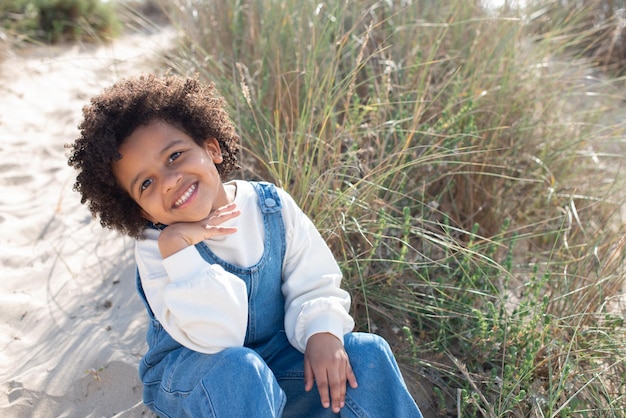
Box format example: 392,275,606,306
128,139,185,195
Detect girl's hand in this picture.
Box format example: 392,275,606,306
157,202,240,258
304,332,358,413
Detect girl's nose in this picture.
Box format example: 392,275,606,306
162,169,181,193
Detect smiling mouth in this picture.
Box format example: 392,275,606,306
174,183,197,207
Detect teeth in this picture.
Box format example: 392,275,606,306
174,184,196,207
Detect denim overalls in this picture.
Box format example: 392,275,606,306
135,182,423,417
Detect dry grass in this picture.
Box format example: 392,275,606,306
155,0,626,415
58,0,626,415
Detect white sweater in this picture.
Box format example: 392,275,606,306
135,180,355,354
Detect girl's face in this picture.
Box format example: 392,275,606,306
112,119,229,226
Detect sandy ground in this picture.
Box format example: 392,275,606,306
0,27,173,418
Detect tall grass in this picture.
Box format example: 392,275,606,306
159,0,625,415
526,0,626,76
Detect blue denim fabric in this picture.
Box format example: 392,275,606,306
136,181,423,417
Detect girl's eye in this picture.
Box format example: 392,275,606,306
168,151,182,164
140,179,153,191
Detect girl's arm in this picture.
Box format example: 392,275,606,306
278,187,358,412
136,228,248,354
278,189,355,353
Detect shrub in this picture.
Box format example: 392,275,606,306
0,0,120,43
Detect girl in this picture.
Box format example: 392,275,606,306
68,74,423,417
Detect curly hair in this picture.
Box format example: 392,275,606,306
67,73,241,239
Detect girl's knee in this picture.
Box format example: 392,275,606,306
148,347,286,417
210,346,269,379
344,333,401,376
191,348,285,416
168,347,271,390
345,332,393,357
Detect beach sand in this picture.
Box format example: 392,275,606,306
0,27,172,418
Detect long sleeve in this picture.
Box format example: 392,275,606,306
136,231,248,354
277,189,355,353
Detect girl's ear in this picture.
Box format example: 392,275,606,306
204,137,223,164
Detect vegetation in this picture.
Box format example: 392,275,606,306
0,0,120,43
4,0,622,415
155,0,625,415
528,0,626,76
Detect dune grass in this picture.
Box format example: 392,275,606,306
20,0,614,415
152,0,626,415
0,0,120,44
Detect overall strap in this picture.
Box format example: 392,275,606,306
136,268,156,319
251,181,282,214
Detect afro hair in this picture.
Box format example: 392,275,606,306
67,73,241,239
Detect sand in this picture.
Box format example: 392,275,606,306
0,27,173,418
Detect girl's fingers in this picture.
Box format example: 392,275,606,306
314,370,331,409
304,358,315,392
328,368,346,412
205,211,239,227
211,202,237,216
205,206,240,227
347,362,358,389
202,225,237,240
